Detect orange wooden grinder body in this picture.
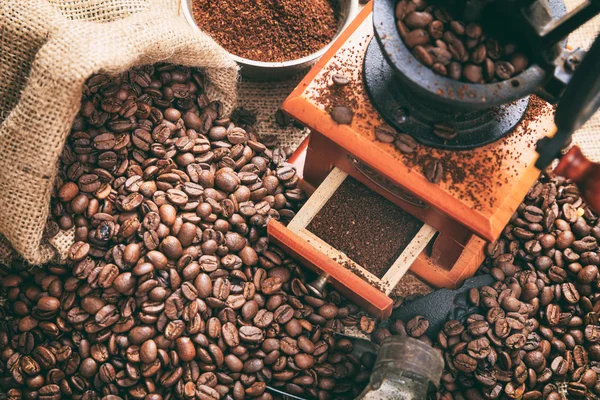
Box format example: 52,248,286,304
268,4,557,318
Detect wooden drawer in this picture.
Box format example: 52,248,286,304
268,166,485,319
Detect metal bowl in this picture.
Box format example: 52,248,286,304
182,0,359,80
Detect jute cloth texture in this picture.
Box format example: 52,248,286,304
0,0,238,266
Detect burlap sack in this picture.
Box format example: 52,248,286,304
0,0,238,266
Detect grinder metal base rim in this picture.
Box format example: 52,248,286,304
363,38,530,150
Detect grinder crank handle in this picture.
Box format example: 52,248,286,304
536,35,600,212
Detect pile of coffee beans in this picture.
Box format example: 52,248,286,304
0,257,372,400
395,0,529,83
430,175,600,399
367,175,600,399
0,65,372,399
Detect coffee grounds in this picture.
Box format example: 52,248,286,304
308,176,424,279
191,0,339,62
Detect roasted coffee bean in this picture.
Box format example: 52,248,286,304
432,123,457,140
470,44,487,64
585,325,600,342
463,64,483,83
360,316,375,334
261,276,283,294
281,337,300,356
468,320,489,336
58,182,80,202
546,304,560,326
404,29,430,48
239,326,264,343
332,74,350,87
467,337,491,359
390,319,406,336
454,353,477,373
405,11,433,29
319,304,339,320
269,108,291,129
68,241,90,261
253,309,274,328
557,231,576,249
406,316,429,337
550,356,569,376
443,322,464,339
39,384,61,400
505,382,526,398
448,62,462,80
37,296,60,312
375,126,396,143
330,106,354,125
413,45,434,66
294,354,315,370
424,160,443,183
394,133,418,153
431,47,452,65
495,61,515,80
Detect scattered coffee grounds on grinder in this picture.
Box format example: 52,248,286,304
192,0,339,62
396,0,529,83
308,177,424,279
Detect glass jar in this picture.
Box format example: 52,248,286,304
356,336,444,400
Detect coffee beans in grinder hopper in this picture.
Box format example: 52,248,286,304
0,65,373,399
396,0,529,83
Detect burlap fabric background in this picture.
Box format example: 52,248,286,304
0,0,238,266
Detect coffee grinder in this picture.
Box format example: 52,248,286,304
268,0,600,318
